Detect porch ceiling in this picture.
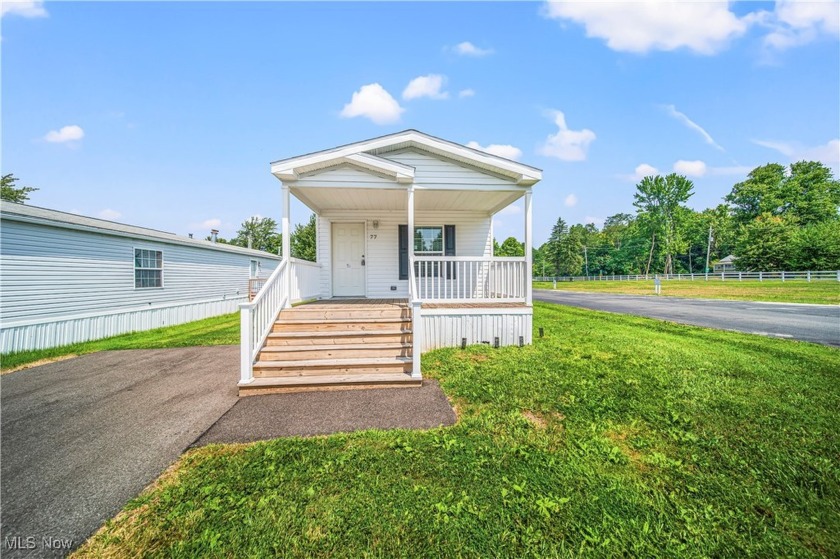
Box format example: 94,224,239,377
291,186,523,214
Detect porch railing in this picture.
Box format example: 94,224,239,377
413,256,527,302
408,254,422,378
239,258,321,384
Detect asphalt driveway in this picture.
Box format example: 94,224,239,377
1,346,240,558
1,346,457,558
534,289,840,346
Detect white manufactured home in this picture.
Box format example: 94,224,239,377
0,203,282,353
240,130,541,395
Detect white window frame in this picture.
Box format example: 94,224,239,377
413,225,444,256
134,247,164,289
413,225,446,277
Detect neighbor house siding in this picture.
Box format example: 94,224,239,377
316,210,492,299
0,219,279,353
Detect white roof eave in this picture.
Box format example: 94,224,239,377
271,130,542,186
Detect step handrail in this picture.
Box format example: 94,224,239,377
240,258,289,384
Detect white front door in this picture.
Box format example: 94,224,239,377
332,222,365,296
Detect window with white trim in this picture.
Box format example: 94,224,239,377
134,248,163,288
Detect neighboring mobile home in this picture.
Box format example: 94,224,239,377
0,203,282,353
239,130,542,394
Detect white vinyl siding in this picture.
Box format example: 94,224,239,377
317,210,491,299
380,148,518,188
0,219,280,352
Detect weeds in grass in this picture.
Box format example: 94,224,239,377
74,304,840,558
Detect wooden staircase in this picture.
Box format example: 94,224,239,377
239,299,421,395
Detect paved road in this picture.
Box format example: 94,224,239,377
1,347,240,558
534,290,840,347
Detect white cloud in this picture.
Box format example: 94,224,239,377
673,159,708,177
538,110,596,162
452,41,494,57
634,163,659,180
662,105,725,151
585,216,605,227
466,141,523,161
201,218,222,229
543,0,750,55
1,0,47,18
564,194,578,207
763,0,840,51
754,138,840,166
402,74,449,100
98,209,122,220
44,125,84,143
458,88,475,98
340,83,404,125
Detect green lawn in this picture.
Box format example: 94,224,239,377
1,313,240,372
75,303,839,558
534,279,840,305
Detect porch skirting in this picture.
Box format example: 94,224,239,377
420,306,532,352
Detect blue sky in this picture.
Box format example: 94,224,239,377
3,1,838,245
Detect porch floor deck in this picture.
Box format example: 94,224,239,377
300,298,528,309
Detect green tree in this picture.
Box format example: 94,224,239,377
783,161,840,225
545,217,568,275
558,225,585,276
633,173,695,274
231,217,282,253
1,174,38,203
726,161,840,226
734,213,796,271
496,236,525,257
725,164,786,226
789,219,840,270
291,214,317,261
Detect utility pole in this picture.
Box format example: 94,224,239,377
583,246,589,278
704,225,713,280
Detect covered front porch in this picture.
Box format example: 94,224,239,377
238,130,542,393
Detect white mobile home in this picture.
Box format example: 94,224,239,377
239,130,541,395
0,203,282,353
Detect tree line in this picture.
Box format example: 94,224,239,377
208,215,316,261
526,161,840,275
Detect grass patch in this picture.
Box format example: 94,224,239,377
74,303,839,558
1,313,239,372
534,279,840,305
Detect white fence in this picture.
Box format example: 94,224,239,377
239,258,320,384
413,256,527,302
535,270,840,283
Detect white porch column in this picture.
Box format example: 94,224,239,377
524,189,533,306
282,184,292,306
407,185,415,276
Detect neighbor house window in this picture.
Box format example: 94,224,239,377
135,248,163,288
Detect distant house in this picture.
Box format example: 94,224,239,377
713,255,738,273
0,202,281,353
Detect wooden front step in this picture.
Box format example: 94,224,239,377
253,357,413,378
259,343,412,361
243,298,419,395
239,373,421,396
265,330,412,346
272,317,410,333
280,308,410,320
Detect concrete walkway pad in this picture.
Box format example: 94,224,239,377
193,380,457,446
